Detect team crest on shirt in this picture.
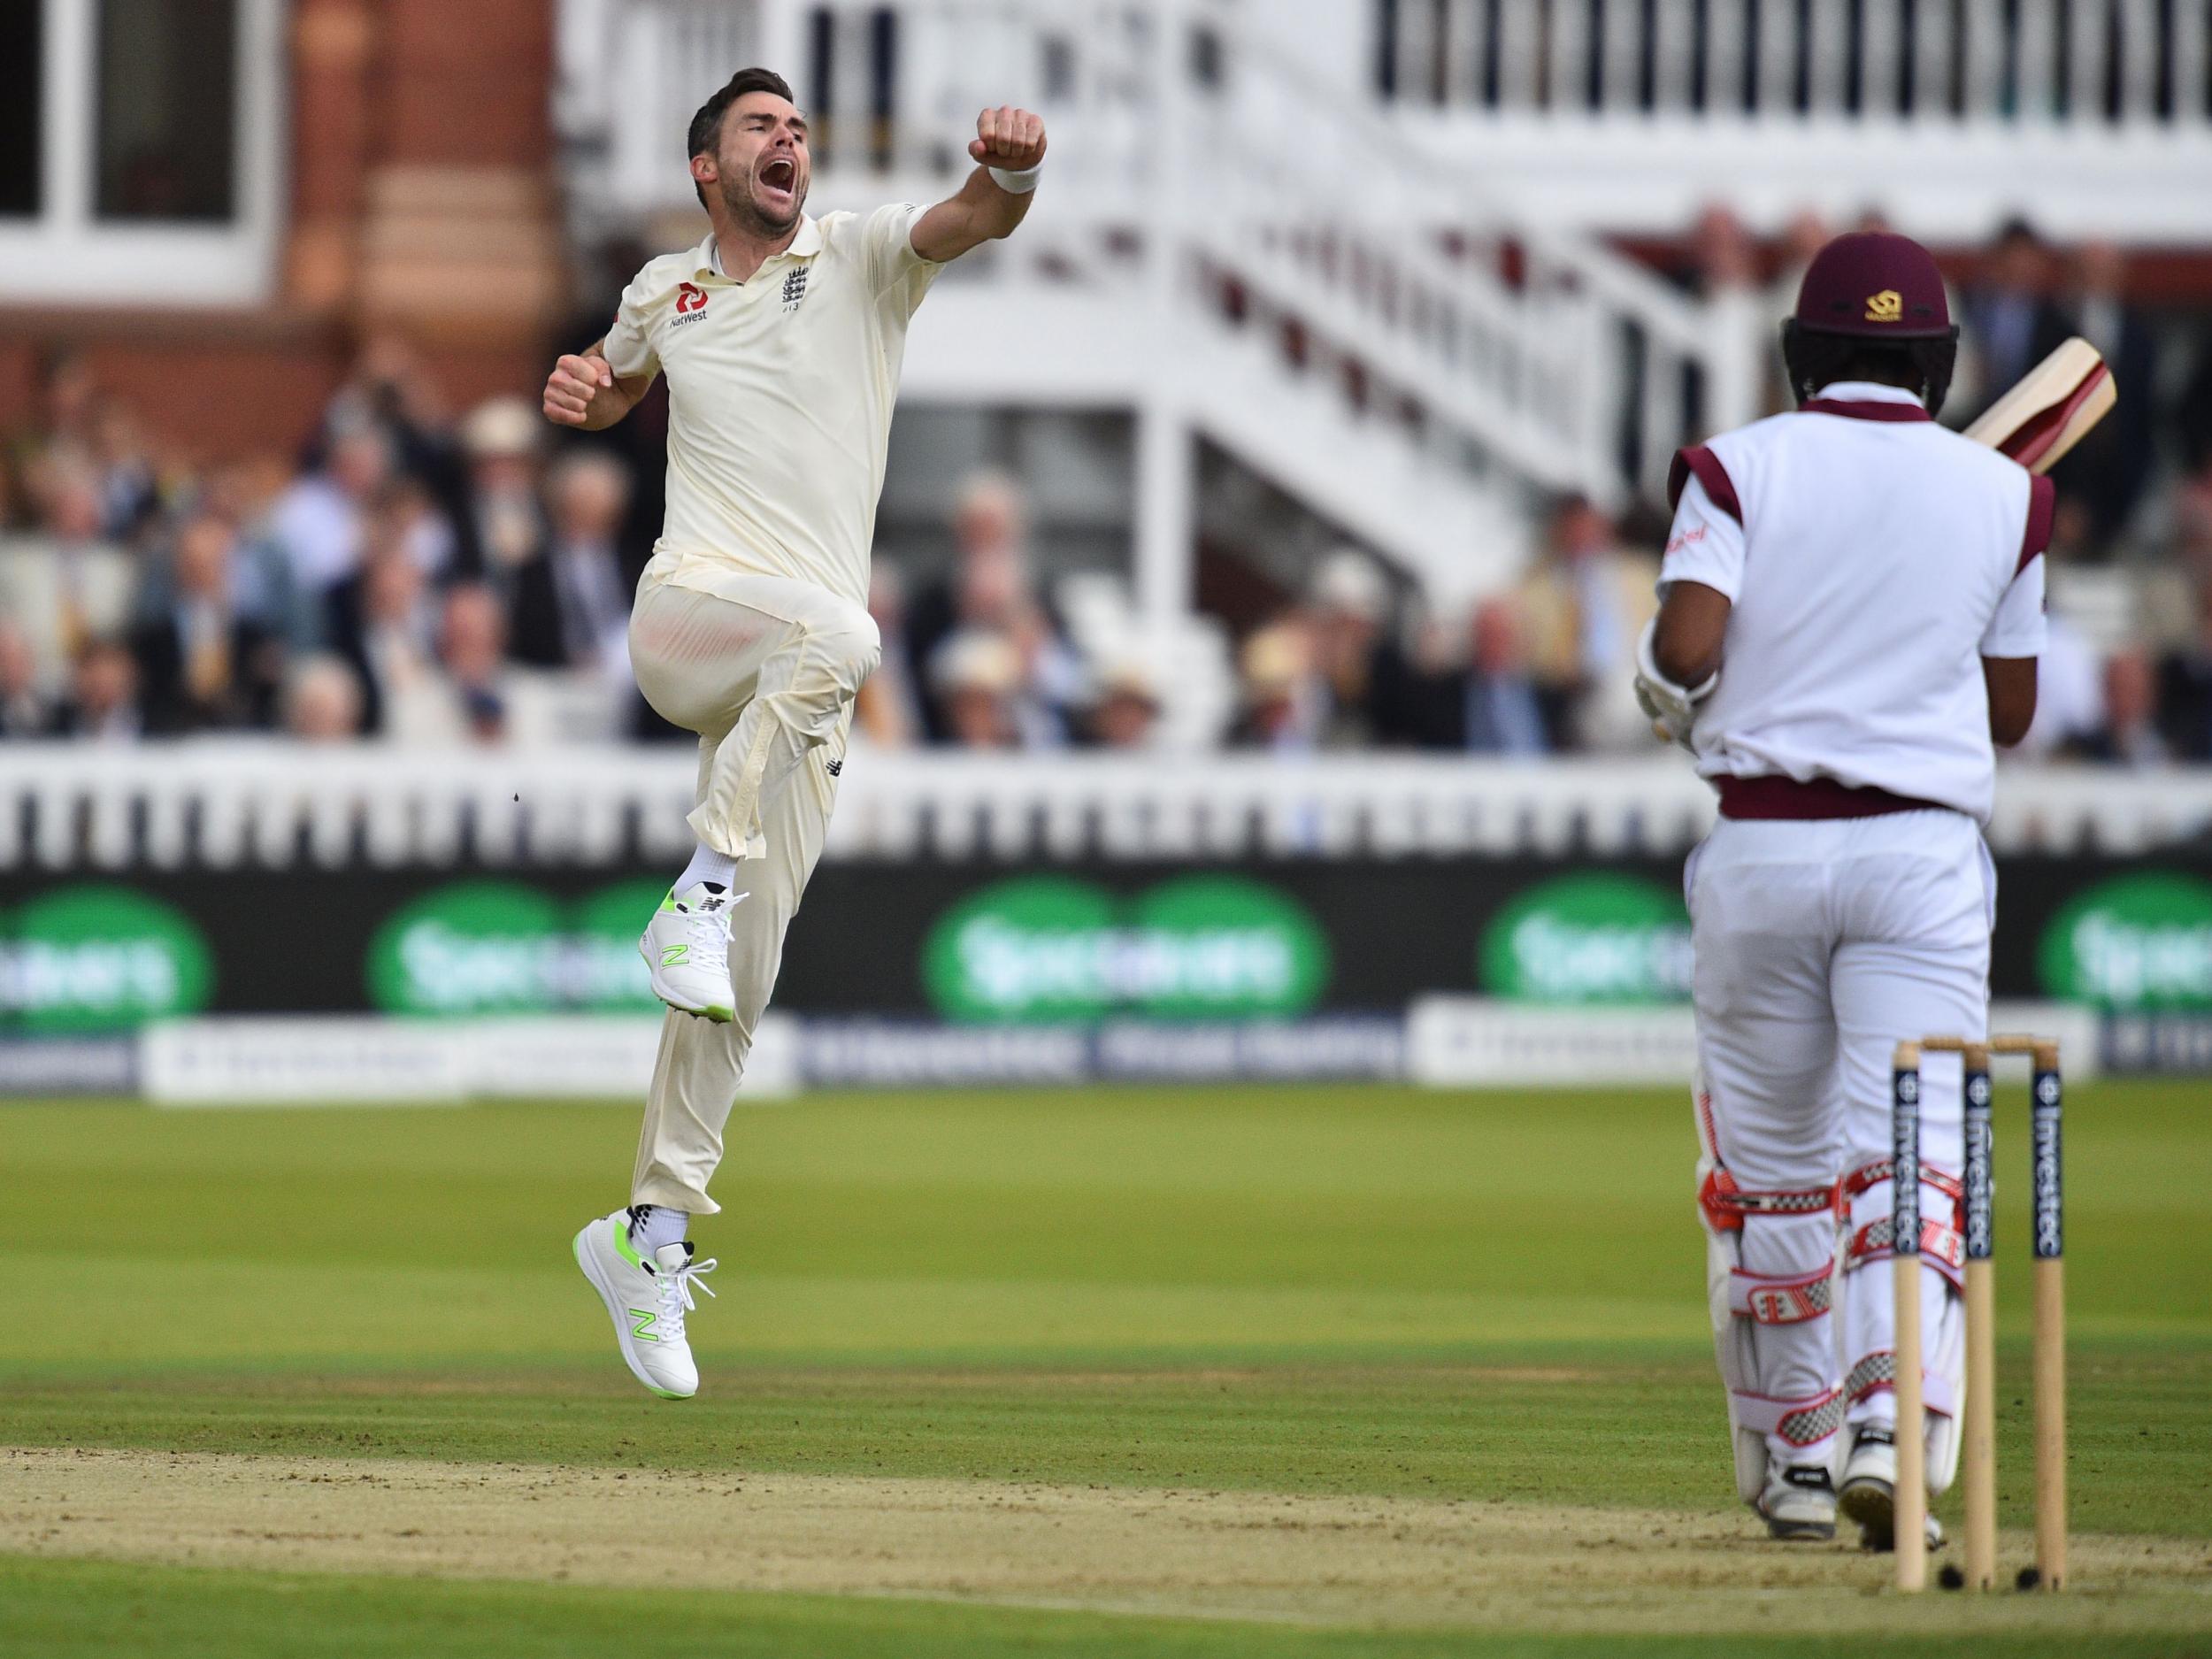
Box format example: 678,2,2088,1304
672,281,710,327
782,267,808,312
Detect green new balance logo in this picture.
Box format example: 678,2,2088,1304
628,1309,659,1342
662,945,688,967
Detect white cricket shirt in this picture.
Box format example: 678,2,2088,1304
602,207,943,609
1661,380,2054,825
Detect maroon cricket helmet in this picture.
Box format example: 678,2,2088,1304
1792,232,1955,337
1780,231,1961,412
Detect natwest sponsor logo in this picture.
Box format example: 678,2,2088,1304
2037,870,2212,1010
672,281,710,326
923,874,1329,1025
1479,872,1693,1003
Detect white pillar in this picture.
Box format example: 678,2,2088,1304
1134,397,1194,640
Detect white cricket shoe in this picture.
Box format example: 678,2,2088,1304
1838,1427,1947,1552
639,883,738,1022
1757,1463,1839,1540
572,1208,718,1400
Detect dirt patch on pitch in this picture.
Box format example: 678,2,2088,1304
4,1446,2208,1634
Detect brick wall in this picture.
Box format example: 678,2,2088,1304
0,0,564,464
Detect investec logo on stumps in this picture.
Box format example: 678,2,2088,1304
922,874,1329,1024
1479,872,1693,1003
2038,870,2212,1009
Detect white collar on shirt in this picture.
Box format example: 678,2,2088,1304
692,216,823,281
1810,380,1927,407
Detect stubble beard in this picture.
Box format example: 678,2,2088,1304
719,169,805,238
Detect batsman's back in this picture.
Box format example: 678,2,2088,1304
1670,394,2053,824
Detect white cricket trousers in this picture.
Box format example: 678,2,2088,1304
1690,808,1994,1472
624,551,880,1214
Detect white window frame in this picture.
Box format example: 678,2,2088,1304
0,0,286,307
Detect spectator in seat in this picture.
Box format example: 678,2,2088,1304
313,331,460,502
1085,658,1164,750
907,472,1083,743
1961,219,2069,419
1435,597,1554,757
1305,548,1392,748
131,512,283,734
267,417,389,626
930,628,1024,749
2156,587,2212,763
329,525,442,739
1229,622,1324,752
0,457,138,694
280,654,366,744
457,396,549,581
508,449,632,684
1517,493,1657,751
856,562,923,749
49,638,142,741
401,583,517,747
201,454,312,647
4,349,99,514
0,620,51,739
2078,648,2170,767
87,394,165,544
2046,241,2158,549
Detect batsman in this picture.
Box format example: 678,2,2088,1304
1636,233,2066,1548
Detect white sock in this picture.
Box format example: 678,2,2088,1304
629,1204,688,1253
676,843,737,893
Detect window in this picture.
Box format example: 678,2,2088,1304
0,0,281,305
0,5,42,218
96,0,240,222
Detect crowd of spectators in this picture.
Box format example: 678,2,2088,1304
0,338,645,748
6,217,2212,764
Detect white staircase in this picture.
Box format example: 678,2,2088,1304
557,0,1754,613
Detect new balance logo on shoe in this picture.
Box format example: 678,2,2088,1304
662,944,688,967
629,1309,659,1342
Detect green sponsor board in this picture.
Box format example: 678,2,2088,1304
366,879,668,1016
2037,870,2212,1010
1479,872,1693,1003
0,883,214,1031
923,874,1330,1023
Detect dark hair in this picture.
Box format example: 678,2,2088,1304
1778,325,1958,417
687,68,796,208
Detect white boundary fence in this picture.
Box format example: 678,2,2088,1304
4,743,2209,869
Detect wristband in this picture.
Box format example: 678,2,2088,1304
987,164,1041,195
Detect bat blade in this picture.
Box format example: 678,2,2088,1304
1962,336,2116,475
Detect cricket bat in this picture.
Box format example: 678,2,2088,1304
1962,336,2116,474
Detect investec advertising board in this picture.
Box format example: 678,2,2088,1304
1,856,2208,1083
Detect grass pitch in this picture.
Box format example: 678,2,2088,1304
2,1081,2208,1655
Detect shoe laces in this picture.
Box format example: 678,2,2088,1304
654,1254,718,1341
684,895,731,973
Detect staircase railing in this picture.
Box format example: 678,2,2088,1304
1379,0,2210,128
557,0,1756,508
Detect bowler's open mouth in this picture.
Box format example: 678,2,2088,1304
759,157,798,199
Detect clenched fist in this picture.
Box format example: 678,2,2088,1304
543,353,614,429
969,106,1046,174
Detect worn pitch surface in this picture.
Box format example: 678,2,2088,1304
2,1086,2207,1655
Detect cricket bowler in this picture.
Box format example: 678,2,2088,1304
544,68,1047,1399
1635,233,2053,1545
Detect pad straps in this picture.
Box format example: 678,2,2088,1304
1728,1258,1837,1325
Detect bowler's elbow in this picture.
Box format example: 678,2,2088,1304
1984,657,2038,748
